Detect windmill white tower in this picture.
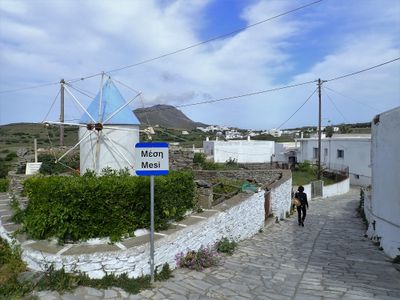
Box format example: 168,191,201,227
44,75,141,175
79,78,140,175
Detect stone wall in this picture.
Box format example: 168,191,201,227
1,173,292,279
268,170,292,220
169,147,194,171
194,170,282,187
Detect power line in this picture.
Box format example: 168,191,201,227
325,57,400,82
0,1,323,92
134,80,317,115
323,85,380,112
0,81,59,94
277,87,318,129
94,0,324,76
322,86,348,123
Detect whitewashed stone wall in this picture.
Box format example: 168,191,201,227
294,178,349,200
270,176,292,220
322,178,350,198
4,174,292,279
19,192,267,278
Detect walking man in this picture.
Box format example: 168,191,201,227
295,186,309,226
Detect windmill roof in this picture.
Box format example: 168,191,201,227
80,79,140,125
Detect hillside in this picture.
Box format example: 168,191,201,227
134,104,206,130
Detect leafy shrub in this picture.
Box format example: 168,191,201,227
39,153,79,175
175,245,221,271
0,160,10,178
225,158,238,169
216,237,237,255
0,178,9,192
4,152,17,162
0,237,28,298
193,153,206,164
296,161,314,173
21,171,195,242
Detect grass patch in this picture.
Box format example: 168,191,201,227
0,236,173,298
216,238,237,255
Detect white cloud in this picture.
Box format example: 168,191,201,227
0,0,399,129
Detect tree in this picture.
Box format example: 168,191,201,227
339,124,352,134
325,126,333,137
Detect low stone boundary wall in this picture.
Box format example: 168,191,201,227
322,178,350,198
297,177,349,200
0,172,292,279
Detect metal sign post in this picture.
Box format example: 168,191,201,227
150,175,155,283
135,142,169,284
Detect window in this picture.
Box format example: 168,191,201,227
324,148,328,156
313,147,318,159
354,174,360,179
337,149,344,158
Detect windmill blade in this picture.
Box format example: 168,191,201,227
102,131,134,168
103,92,141,125
56,129,95,163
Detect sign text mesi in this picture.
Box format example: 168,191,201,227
135,142,169,176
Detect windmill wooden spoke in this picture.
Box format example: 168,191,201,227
56,130,95,163
64,85,96,123
102,131,134,168
43,120,86,127
103,92,141,125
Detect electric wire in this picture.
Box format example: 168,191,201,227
322,86,349,123
41,90,60,123
325,57,400,82
277,88,318,129
0,1,323,91
323,85,381,112
65,83,96,98
69,0,323,81
134,80,317,115
0,81,59,94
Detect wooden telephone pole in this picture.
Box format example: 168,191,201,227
60,79,65,146
317,78,322,180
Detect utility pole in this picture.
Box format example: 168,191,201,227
60,79,65,147
317,78,322,180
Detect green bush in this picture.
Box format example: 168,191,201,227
0,178,9,192
21,171,195,242
216,237,238,255
193,153,206,164
39,153,79,175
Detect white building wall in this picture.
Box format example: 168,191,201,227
297,137,371,186
79,125,139,175
204,140,275,163
368,107,400,258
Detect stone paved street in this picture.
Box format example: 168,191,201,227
27,189,400,299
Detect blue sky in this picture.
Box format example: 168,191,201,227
0,0,399,130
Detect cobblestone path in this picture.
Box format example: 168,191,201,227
32,189,400,299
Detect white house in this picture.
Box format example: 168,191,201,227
365,106,400,258
274,142,298,164
203,139,275,163
296,134,371,186
268,128,282,137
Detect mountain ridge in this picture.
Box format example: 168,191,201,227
133,104,207,130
